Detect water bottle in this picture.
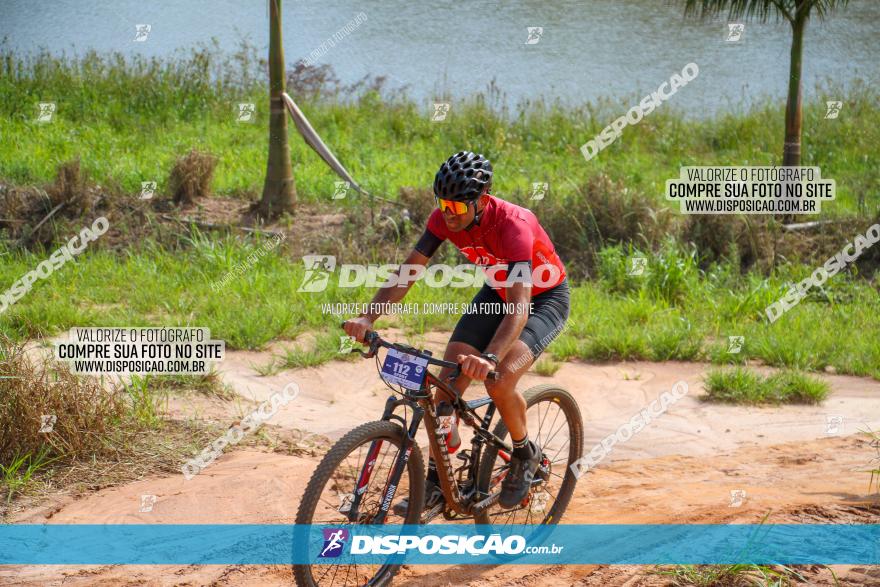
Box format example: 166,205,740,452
436,401,461,454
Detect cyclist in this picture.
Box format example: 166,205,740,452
343,151,570,511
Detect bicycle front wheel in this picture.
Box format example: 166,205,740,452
474,384,583,526
293,420,425,587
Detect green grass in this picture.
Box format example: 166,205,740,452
533,356,562,377
655,562,808,586
141,372,234,399
122,375,168,429
703,367,830,405
653,513,816,586
1,236,877,380
0,447,58,504
275,331,361,371
1,41,878,214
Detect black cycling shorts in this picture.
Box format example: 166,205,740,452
449,279,570,360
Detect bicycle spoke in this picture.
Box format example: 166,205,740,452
362,441,393,501
541,419,568,455
540,407,562,451
534,400,551,446
549,438,570,464
314,563,334,584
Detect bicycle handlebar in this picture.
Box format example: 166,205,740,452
341,323,499,381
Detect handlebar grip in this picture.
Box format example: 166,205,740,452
487,371,500,381
340,321,378,344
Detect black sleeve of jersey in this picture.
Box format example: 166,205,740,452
414,229,444,258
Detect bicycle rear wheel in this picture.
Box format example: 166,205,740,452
294,420,425,587
474,384,583,526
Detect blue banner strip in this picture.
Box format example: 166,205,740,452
1,524,878,565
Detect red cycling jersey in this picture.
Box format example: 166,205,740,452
425,196,567,301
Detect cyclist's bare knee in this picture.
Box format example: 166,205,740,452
485,341,533,397
437,340,477,401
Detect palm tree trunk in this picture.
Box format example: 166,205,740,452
782,8,807,167
258,0,296,219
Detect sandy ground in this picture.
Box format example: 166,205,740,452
3,333,880,586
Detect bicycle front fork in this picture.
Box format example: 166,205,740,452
349,395,424,525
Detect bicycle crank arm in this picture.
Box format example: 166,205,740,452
470,475,545,516
470,491,501,516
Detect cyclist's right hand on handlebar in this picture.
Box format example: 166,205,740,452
342,316,374,344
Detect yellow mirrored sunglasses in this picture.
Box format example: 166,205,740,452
435,197,472,215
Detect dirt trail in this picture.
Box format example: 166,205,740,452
4,336,880,586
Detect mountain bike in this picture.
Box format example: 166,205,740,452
293,330,583,586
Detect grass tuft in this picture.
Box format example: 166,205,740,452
702,367,830,405
533,356,562,377
0,337,126,463
655,562,806,586
169,149,218,206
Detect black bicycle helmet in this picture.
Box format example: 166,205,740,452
433,151,493,201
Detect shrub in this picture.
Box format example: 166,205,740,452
0,338,125,464
169,149,218,206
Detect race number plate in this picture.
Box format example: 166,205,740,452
380,348,429,390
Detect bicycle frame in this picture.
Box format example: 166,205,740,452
344,331,513,524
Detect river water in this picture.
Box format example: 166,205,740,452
1,0,878,114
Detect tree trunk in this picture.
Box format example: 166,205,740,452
782,8,807,167
258,0,296,220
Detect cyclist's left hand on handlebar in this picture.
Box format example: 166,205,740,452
342,316,374,344
457,354,496,382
